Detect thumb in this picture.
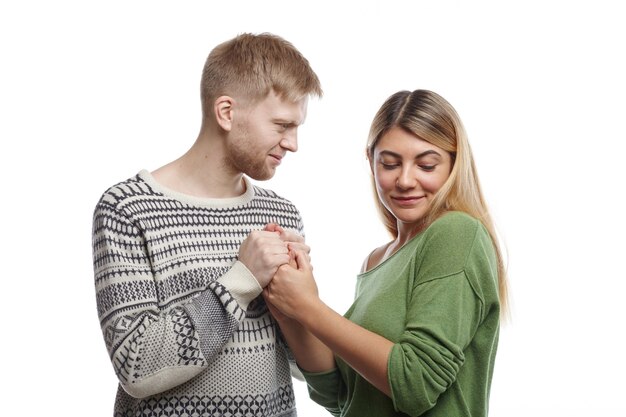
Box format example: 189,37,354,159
294,249,312,272
288,249,297,268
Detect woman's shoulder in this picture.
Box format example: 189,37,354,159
430,211,480,231
416,211,497,286
422,211,490,258
426,211,491,243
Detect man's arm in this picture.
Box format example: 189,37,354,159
93,202,288,398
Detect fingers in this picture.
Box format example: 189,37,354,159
293,249,312,272
281,229,305,244
264,223,284,234
287,241,311,255
288,249,298,268
264,223,305,245
273,252,292,267
250,230,289,252
252,236,289,261
239,230,291,287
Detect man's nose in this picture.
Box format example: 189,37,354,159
280,131,298,152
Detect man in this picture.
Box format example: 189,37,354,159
92,33,322,417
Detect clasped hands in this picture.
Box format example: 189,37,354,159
238,223,318,322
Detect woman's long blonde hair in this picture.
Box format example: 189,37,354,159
366,90,508,314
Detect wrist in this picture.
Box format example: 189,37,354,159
218,261,263,310
274,315,302,333
297,297,327,329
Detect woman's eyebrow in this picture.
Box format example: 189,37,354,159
415,150,442,158
378,150,401,158
378,149,442,158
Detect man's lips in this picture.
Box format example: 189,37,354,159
269,154,284,164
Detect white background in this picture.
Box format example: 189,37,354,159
1,0,625,416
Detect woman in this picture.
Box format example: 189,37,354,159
264,90,507,417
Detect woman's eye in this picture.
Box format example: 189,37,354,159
420,165,436,172
381,162,399,170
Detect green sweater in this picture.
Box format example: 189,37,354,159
303,212,500,417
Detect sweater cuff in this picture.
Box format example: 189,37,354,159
301,368,342,411
300,367,339,379
217,261,263,311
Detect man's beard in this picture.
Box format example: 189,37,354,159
226,132,275,181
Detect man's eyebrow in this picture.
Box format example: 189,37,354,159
378,149,442,158
272,118,300,126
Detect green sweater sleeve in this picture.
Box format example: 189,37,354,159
388,272,482,415
301,368,343,416
388,214,493,415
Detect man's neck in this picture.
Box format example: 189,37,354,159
151,131,246,199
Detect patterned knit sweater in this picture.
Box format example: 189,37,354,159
92,170,303,417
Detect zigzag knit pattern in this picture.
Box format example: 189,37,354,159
93,171,302,417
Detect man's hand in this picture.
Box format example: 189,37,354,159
238,230,289,288
264,223,311,265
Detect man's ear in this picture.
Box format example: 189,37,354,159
214,96,235,131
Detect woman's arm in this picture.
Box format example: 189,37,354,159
262,223,336,372
266,299,337,372
265,251,394,396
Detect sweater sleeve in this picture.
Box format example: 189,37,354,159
93,201,262,399
388,273,482,415
301,368,344,417
387,214,493,416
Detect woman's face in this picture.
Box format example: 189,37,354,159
372,127,452,234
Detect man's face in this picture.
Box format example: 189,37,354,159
226,90,308,180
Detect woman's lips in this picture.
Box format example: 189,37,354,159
392,196,424,206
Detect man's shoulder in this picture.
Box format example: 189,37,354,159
250,183,297,205
96,171,158,209
249,183,302,224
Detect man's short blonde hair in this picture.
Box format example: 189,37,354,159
200,33,322,117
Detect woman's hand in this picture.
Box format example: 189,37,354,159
264,249,336,373
264,248,298,324
264,249,320,323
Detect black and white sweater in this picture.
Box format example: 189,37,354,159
92,170,303,417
